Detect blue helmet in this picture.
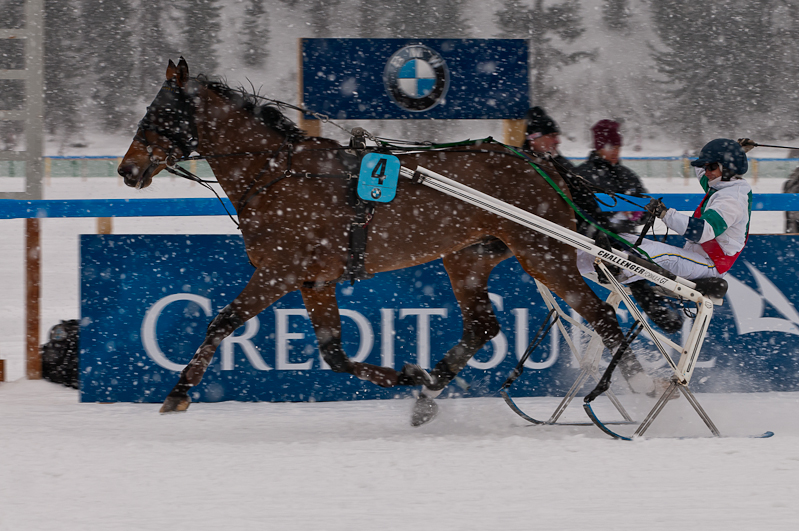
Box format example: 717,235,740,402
690,138,748,177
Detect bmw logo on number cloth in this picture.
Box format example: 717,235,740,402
383,44,449,112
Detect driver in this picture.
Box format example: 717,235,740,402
639,138,754,281
619,138,754,336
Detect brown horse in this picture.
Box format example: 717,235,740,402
117,58,627,424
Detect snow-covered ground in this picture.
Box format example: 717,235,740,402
1,379,798,530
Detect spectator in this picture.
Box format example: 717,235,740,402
522,106,575,172
522,107,604,237
575,119,648,234
783,164,799,233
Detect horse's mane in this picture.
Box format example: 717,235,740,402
197,74,307,143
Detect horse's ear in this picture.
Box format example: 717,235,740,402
176,57,190,87
166,59,178,81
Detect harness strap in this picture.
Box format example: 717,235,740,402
500,144,653,261
346,194,375,285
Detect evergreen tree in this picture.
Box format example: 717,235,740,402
650,0,779,141
240,0,269,68
307,0,342,38
0,0,26,149
762,0,799,138
356,0,383,36
135,3,179,97
495,0,591,104
181,0,222,75
602,0,632,34
82,0,136,132
43,0,84,136
382,0,471,38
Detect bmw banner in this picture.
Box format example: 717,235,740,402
301,39,529,120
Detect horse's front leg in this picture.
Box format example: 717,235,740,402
160,267,301,413
301,284,401,388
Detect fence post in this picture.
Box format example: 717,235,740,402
298,38,322,138
502,119,526,148
26,217,41,379
752,158,759,185
97,217,113,234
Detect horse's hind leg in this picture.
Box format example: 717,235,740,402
160,268,300,413
423,241,511,391
301,284,401,387
507,238,649,389
404,242,510,425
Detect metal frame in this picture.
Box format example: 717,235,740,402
535,282,634,424
499,281,634,426
1,0,45,380
1,0,44,201
400,163,722,437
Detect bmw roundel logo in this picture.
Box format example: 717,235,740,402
383,44,449,112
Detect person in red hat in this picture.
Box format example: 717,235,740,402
575,119,648,234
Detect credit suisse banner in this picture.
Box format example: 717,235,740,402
80,235,799,403
301,38,529,120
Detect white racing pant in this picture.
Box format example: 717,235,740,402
577,237,723,283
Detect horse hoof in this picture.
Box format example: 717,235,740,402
160,395,191,414
411,393,439,427
399,363,436,388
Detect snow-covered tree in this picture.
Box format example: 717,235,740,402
82,0,136,131
495,0,592,104
43,0,84,135
180,0,222,75
240,0,269,68
650,0,779,141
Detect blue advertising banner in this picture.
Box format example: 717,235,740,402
301,39,529,120
80,234,799,403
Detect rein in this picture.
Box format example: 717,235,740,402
141,83,657,263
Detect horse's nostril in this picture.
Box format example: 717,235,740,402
117,164,139,179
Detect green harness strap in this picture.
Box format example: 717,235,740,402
496,142,652,261
377,135,652,261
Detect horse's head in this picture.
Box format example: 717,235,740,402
118,58,199,189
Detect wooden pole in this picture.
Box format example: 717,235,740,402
97,217,113,234
26,217,41,379
297,37,322,138
503,119,526,148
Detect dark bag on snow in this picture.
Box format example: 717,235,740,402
41,319,80,389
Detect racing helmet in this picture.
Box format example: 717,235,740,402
690,138,748,180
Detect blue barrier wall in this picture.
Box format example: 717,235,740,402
80,234,799,403
4,194,799,220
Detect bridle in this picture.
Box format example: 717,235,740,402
134,79,200,169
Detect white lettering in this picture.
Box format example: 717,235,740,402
381,308,395,368
275,308,313,370
221,317,271,371
399,308,448,369
340,309,374,363
511,307,559,369
141,293,212,372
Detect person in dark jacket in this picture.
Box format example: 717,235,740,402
783,164,799,233
522,107,605,237
575,119,649,234
522,106,576,172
